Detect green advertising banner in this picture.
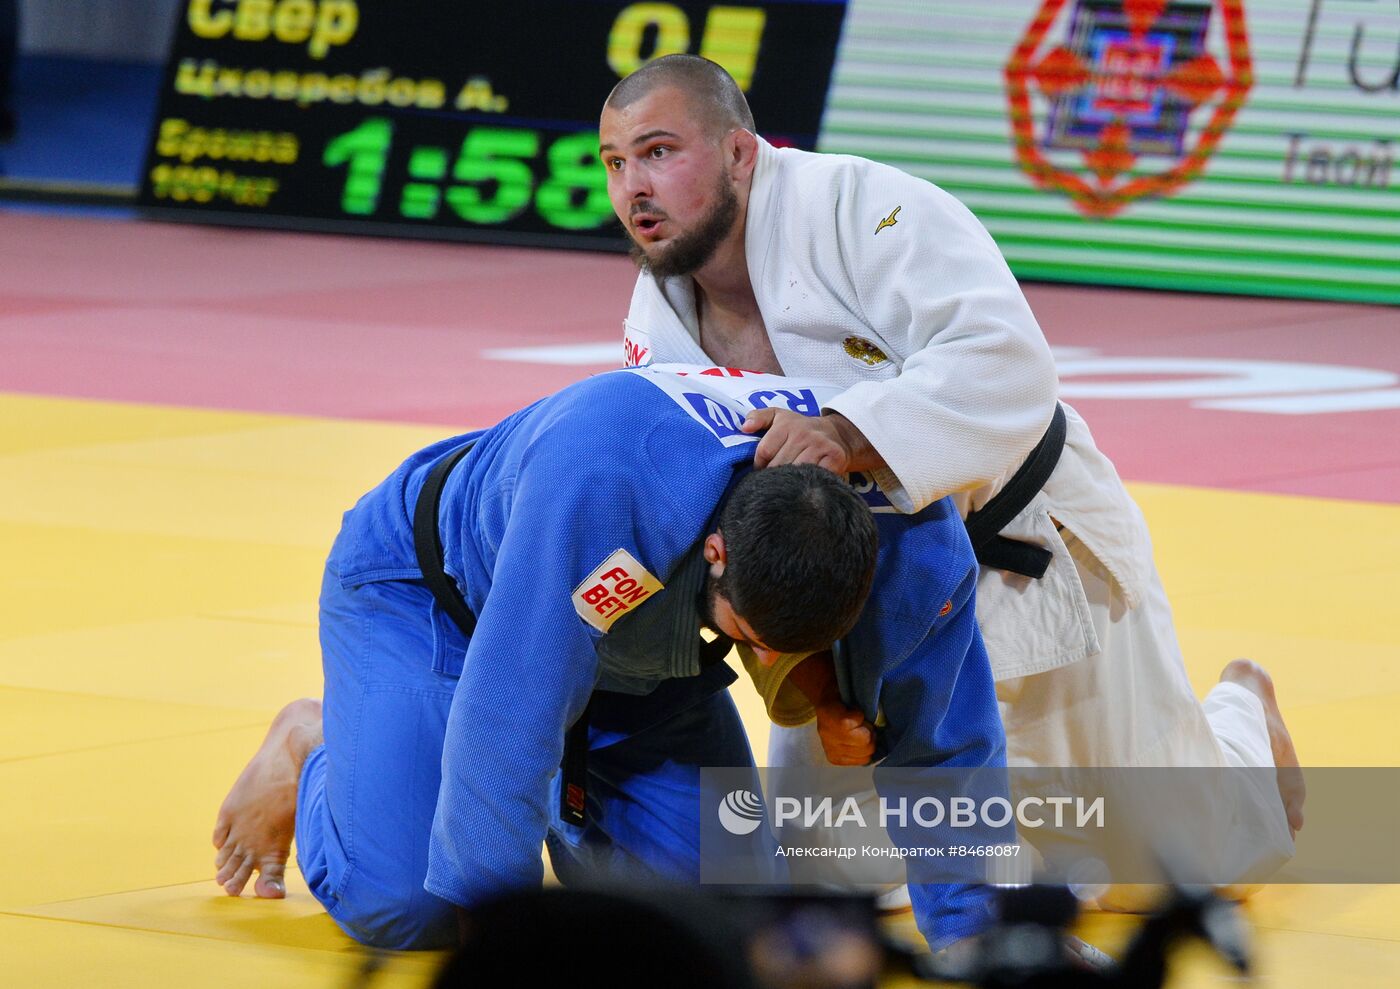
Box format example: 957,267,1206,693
820,0,1398,304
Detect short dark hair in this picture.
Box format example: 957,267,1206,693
605,54,755,136
716,465,878,653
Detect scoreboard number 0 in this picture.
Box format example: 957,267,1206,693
607,4,767,90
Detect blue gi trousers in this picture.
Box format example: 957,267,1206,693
296,567,761,950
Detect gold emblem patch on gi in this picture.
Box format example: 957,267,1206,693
572,548,663,633
843,336,890,368
874,205,901,235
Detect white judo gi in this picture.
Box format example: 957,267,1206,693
621,137,1293,896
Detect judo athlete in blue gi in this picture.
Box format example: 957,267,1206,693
211,364,1006,952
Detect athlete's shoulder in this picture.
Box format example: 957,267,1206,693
526,370,677,446
769,143,941,199
515,369,752,494
870,497,978,601
877,494,968,541
764,147,980,267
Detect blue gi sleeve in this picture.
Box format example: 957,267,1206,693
873,571,1009,951
423,452,610,908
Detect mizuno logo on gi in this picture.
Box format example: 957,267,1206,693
573,549,663,633
875,206,900,235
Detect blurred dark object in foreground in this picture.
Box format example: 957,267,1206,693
894,882,1250,987
432,887,881,989
417,880,1248,989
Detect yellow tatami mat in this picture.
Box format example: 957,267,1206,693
2,390,1397,986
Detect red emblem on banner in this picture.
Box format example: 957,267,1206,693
1005,0,1253,217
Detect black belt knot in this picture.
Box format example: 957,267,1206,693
962,403,1067,580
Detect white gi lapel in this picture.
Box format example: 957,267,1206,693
744,138,780,294
630,274,709,365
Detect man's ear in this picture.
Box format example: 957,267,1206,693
726,128,758,182
703,532,728,570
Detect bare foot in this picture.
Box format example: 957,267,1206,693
212,698,323,898
1220,659,1305,835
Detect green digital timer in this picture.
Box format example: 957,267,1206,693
323,119,613,230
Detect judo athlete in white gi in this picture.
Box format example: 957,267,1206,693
599,56,1303,908
211,365,1008,951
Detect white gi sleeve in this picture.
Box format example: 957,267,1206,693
820,166,1059,513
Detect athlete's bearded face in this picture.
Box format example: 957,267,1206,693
626,172,738,278
599,86,742,279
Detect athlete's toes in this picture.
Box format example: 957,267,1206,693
254,857,287,899
214,858,236,889
212,816,231,850
215,836,243,873
215,845,246,889
223,850,256,896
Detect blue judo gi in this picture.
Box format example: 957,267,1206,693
295,365,1006,951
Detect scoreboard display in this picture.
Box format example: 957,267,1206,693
139,2,1397,304
138,0,849,248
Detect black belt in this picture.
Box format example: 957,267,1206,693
412,441,593,827
963,403,1067,580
